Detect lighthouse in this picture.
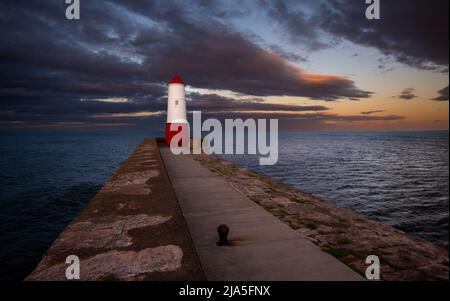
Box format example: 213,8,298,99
165,74,188,147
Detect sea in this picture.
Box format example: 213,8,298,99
0,130,448,280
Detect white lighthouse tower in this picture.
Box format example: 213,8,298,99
165,74,188,146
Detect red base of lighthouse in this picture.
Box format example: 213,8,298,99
165,123,188,147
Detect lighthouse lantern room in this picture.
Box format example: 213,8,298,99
165,74,188,147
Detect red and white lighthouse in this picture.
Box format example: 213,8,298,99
165,74,188,147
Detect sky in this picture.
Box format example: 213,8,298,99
0,0,448,131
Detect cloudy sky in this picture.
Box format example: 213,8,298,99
0,0,448,131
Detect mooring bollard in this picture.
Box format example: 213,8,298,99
217,224,229,246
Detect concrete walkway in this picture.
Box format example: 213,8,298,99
160,147,363,281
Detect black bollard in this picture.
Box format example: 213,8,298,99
217,224,229,246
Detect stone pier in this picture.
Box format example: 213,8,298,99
26,138,204,281
159,146,362,281
27,138,447,281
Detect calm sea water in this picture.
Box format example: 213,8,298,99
0,130,448,280
0,130,158,281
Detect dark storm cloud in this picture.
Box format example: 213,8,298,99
197,111,405,131
125,1,371,100
396,88,417,100
187,93,329,112
431,86,449,101
264,0,448,71
361,110,385,115
0,0,168,126
314,0,449,72
0,0,372,127
206,111,404,122
263,0,327,51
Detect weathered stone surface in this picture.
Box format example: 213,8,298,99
101,170,159,195
51,214,171,251
27,246,183,281
195,154,449,281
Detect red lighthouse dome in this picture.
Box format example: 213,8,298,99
168,74,185,85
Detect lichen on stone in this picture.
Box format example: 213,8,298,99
101,170,159,195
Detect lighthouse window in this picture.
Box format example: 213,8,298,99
175,100,179,105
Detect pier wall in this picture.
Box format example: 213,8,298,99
27,138,204,280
